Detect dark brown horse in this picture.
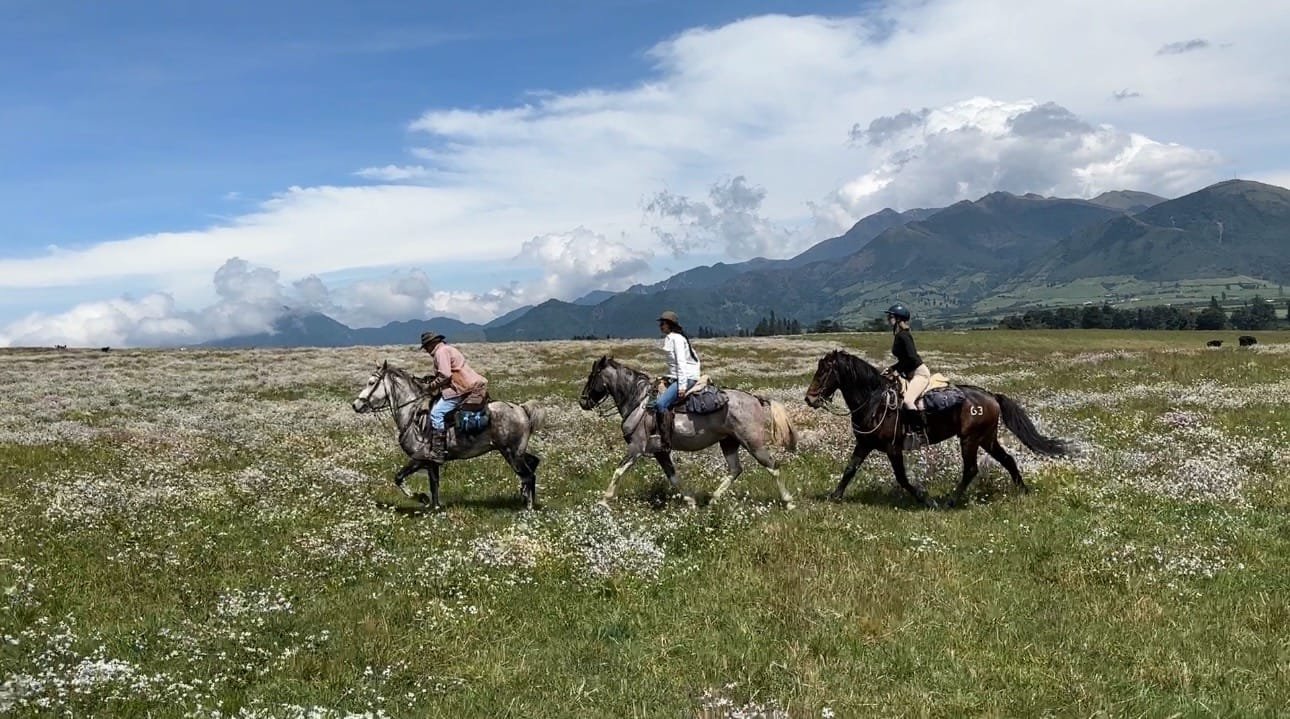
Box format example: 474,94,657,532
804,350,1068,508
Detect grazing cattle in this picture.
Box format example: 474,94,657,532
1206,340,1222,348
100,346,111,353
54,344,68,350
1239,335,1257,347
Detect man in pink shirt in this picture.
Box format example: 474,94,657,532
419,332,488,462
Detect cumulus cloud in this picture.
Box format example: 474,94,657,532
518,227,652,297
0,238,646,346
814,97,1223,233
645,177,795,258
5,0,1289,321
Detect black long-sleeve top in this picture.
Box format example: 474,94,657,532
890,330,923,377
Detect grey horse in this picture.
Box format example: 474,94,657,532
578,356,799,508
352,361,545,510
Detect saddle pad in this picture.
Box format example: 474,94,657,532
679,386,729,415
921,386,966,413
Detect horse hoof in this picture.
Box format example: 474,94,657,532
414,492,432,506
784,501,796,511
827,492,843,503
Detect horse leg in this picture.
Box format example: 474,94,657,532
748,441,794,510
829,441,873,501
426,463,443,511
984,439,1027,494
394,459,421,499
886,450,935,508
521,453,541,508
711,437,744,504
602,452,641,504
502,450,538,511
950,438,981,509
654,452,696,509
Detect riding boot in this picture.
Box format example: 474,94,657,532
428,429,448,464
901,407,927,450
902,407,925,433
657,410,674,452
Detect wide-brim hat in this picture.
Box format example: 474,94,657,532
657,310,680,324
419,332,446,349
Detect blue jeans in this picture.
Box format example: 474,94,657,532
429,395,462,431
656,378,693,414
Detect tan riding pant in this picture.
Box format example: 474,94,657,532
903,364,932,410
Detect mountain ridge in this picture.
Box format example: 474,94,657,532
203,180,1288,346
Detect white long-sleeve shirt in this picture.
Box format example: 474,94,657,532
662,332,701,382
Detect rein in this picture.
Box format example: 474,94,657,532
361,368,435,445
813,358,900,435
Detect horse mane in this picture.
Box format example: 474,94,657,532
602,357,652,385
830,350,885,393
381,363,431,391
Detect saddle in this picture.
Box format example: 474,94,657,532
890,371,951,409
417,390,493,438
649,375,728,415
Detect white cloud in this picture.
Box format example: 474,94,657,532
354,164,432,181
645,176,795,259
518,227,652,298
5,0,1289,321
0,294,195,348
813,97,1223,232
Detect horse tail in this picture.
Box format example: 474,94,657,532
520,400,546,435
995,393,1066,456
762,398,798,452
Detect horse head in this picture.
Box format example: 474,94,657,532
352,361,393,413
805,350,888,409
578,355,614,410
805,350,844,408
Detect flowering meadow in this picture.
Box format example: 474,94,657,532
2,330,1288,717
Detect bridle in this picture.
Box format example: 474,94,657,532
807,355,900,435
357,366,436,445
581,364,648,419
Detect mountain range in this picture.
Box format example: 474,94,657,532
205,179,1290,347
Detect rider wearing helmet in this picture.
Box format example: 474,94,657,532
653,310,701,452
885,303,929,434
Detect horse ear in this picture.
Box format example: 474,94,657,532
381,360,388,370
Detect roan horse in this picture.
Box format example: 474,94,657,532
805,350,1068,508
578,356,799,508
352,361,545,510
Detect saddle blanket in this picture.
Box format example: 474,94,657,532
920,386,966,413
678,386,728,415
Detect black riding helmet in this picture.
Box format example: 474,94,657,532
885,303,911,321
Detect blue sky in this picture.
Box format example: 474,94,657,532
2,0,1288,345
2,0,860,253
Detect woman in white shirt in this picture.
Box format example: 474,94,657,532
654,310,701,451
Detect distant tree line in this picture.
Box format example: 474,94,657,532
998,296,1284,331
751,312,801,337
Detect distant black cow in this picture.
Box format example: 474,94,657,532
100,346,111,353
1238,335,1257,347
1206,339,1222,347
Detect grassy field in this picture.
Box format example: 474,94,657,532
2,331,1289,718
